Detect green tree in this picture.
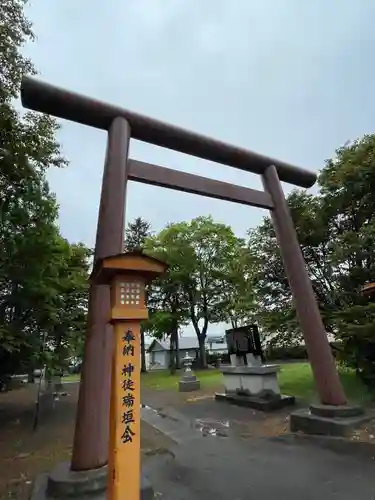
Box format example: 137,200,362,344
124,217,152,251
318,135,375,386
0,0,90,385
249,135,375,388
1,0,35,101
212,244,258,329
247,191,340,347
146,216,247,368
144,228,190,373
124,217,152,371
44,241,91,374
144,281,188,374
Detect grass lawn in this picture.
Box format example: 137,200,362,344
278,363,372,405
141,362,373,405
141,369,220,390
62,374,80,382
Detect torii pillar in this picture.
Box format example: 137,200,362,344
71,117,131,472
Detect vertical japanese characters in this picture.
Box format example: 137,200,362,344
120,329,136,444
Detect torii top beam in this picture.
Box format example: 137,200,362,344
21,76,316,189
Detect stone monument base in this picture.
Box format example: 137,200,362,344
179,374,200,392
216,364,295,412
290,404,372,437
29,461,154,500
215,391,295,411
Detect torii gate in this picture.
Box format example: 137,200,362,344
21,76,347,476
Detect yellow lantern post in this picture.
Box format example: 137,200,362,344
90,251,168,500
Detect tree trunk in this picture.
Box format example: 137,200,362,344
175,329,180,369
190,301,208,368
170,299,180,369
169,331,177,374
198,335,207,368
140,327,147,373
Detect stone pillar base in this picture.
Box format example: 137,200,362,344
29,461,154,499
179,375,200,392
290,404,372,437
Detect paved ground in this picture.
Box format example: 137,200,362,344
141,391,375,499
146,433,375,500
2,382,375,499
142,387,294,439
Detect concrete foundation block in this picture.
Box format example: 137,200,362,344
215,392,295,412
221,364,282,399
29,461,154,499
290,404,373,437
179,377,200,392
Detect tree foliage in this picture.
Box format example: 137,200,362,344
146,216,255,367
318,135,375,386
124,217,152,372
0,0,90,384
247,191,337,346
144,223,190,372
124,217,152,252
249,135,375,387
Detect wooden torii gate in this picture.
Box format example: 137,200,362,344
21,76,347,476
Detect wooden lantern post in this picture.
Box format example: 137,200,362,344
90,251,167,500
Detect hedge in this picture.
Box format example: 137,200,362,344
207,342,341,364
266,342,341,361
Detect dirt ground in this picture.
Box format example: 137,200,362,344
0,383,173,500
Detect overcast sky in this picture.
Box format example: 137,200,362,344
23,0,375,336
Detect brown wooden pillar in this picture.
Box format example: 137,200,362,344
262,165,347,406
71,117,131,471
